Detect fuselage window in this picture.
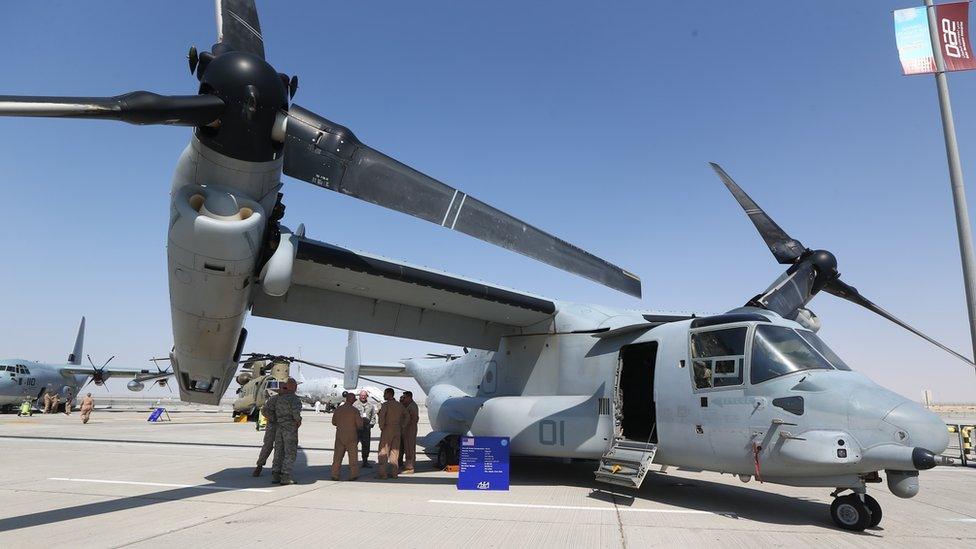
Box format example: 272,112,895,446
796,330,852,371
690,326,747,389
20,366,30,375
751,325,833,384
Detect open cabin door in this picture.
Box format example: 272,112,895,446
594,341,658,489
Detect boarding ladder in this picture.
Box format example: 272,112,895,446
594,437,658,489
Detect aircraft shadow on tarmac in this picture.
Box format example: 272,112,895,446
0,451,862,534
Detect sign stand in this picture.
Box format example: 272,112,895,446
147,407,171,422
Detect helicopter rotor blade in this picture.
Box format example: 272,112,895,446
824,278,975,367
0,92,225,126
280,104,642,298
710,162,806,265
215,0,265,59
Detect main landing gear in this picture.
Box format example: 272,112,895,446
829,489,882,531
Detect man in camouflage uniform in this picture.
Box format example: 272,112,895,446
63,388,73,415
401,391,420,474
252,391,278,477
377,388,408,479
42,391,52,414
271,378,302,485
49,393,60,415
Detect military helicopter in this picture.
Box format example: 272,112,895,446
230,351,402,420
0,1,972,531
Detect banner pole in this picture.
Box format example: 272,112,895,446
924,0,976,368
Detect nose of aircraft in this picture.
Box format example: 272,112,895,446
884,401,949,455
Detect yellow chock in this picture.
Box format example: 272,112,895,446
611,464,622,474
234,414,249,423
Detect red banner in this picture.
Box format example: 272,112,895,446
936,2,976,72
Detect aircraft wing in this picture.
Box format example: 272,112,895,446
251,238,557,350
59,368,173,382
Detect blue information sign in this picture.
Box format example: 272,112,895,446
457,436,510,491
147,408,165,422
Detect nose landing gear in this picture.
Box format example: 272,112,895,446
829,489,882,531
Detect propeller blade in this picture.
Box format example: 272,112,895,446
0,92,224,126
86,355,95,368
281,104,642,298
215,0,265,59
103,356,115,368
710,163,806,264
824,278,975,367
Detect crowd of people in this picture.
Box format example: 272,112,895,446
18,391,96,423
252,379,420,485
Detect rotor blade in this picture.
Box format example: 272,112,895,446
824,278,975,367
215,0,265,59
281,104,642,298
87,355,95,368
709,163,806,265
0,92,224,126
103,356,115,368
291,358,408,391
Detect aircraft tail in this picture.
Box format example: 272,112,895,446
343,331,408,390
68,317,85,365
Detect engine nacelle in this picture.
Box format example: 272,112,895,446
166,137,283,405
127,380,145,392
167,182,264,404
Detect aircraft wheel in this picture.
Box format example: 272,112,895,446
863,494,882,527
830,494,871,531
434,442,449,469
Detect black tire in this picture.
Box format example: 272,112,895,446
863,494,882,528
435,443,449,469
830,495,872,531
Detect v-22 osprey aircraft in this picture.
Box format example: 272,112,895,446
0,0,972,531
0,317,173,412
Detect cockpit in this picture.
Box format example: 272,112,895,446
690,318,851,390
2,364,30,376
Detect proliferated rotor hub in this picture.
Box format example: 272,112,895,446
195,50,289,162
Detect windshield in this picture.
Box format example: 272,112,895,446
751,324,833,384
796,330,852,371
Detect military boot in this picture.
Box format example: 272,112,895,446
279,476,296,485
271,472,281,484
252,465,263,477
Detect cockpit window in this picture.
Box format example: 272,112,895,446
751,325,833,384
691,327,747,389
796,331,852,371
19,366,29,375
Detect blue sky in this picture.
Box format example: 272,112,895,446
1,1,975,401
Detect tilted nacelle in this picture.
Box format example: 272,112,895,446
166,138,286,404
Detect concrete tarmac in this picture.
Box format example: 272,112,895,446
0,409,974,548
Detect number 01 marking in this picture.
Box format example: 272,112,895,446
539,420,566,446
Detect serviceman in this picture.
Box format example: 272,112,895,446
50,392,60,415
42,390,51,414
377,387,408,479
18,398,33,417
80,393,95,424
271,378,302,485
63,389,73,416
401,391,420,474
331,392,363,481
253,391,278,477
353,390,376,468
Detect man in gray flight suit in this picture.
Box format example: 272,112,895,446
271,378,302,485
253,391,278,477
353,390,376,468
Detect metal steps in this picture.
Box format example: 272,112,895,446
594,438,658,489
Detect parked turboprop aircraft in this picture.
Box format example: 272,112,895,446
0,318,173,412
0,1,972,531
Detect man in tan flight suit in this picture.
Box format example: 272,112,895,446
42,391,52,414
401,391,420,474
253,392,277,477
377,388,408,479
50,393,60,415
331,392,363,480
63,389,73,415
80,393,95,424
